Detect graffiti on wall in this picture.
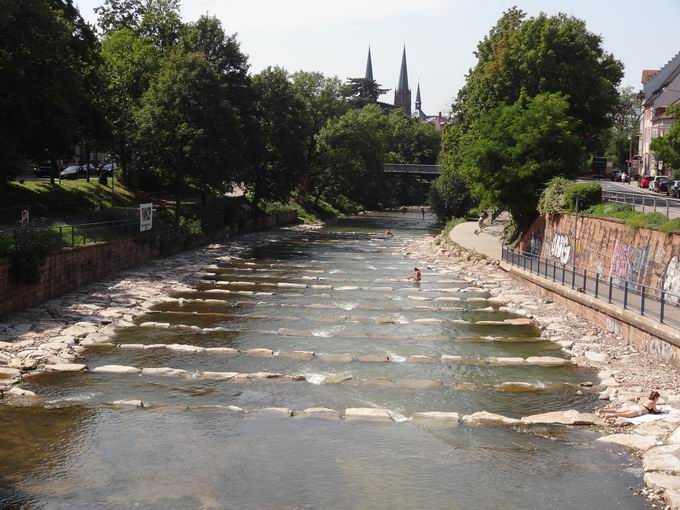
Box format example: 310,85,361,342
550,234,571,265
529,233,542,258
609,240,650,289
663,256,680,305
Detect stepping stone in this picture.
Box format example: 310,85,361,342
644,445,680,474
520,410,598,426
7,387,37,397
278,351,315,360
111,399,144,408
496,382,541,392
504,318,534,326
205,347,239,354
441,355,463,362
597,433,659,451
412,412,460,425
246,348,274,357
140,322,171,329
142,367,188,377
119,344,146,350
462,412,520,426
318,353,354,363
323,374,352,384
234,372,282,380
44,363,87,372
407,355,434,363
200,371,239,381
92,365,141,374
357,354,390,362
413,318,442,324
166,344,205,353
524,356,571,367
644,472,680,492
344,408,393,422
249,407,292,416
144,344,167,349
395,379,443,390
488,357,526,366
407,296,431,301
434,297,461,302
296,407,341,419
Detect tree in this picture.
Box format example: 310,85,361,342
429,171,472,222
452,9,623,154
345,77,389,108
651,105,680,172
95,0,144,33
248,67,308,204
384,110,440,164
96,0,181,50
604,86,642,168
135,49,245,224
460,93,584,230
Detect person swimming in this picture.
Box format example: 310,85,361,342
409,268,421,282
385,229,394,237
595,390,661,419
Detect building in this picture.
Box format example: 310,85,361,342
639,52,680,176
393,47,411,116
414,83,450,130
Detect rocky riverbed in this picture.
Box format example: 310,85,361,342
2,220,680,508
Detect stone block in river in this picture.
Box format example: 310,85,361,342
235,372,282,380
296,407,341,419
0,367,21,378
249,407,292,416
503,318,534,326
520,410,598,426
344,408,393,422
246,348,274,357
144,344,168,350
140,321,171,329
395,379,443,390
278,350,315,360
597,433,659,451
44,363,87,372
644,472,680,492
441,355,462,363
119,344,146,350
407,355,434,363
644,445,680,474
205,347,239,354
487,357,526,366
200,371,239,381
111,399,144,408
496,382,542,393
357,354,390,362
412,412,460,425
413,318,442,324
317,353,354,362
524,356,571,367
7,386,37,398
407,296,431,301
323,374,352,384
91,365,141,374
166,344,205,353
433,297,460,302
141,367,188,378
462,412,521,426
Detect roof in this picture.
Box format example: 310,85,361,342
365,47,374,81
642,70,659,84
643,52,680,104
397,46,409,92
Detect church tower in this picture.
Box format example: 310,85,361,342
365,46,374,81
394,46,411,115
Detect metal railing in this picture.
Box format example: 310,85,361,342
502,246,680,329
602,190,680,218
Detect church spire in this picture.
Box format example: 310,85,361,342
415,82,422,111
397,46,409,93
394,45,411,115
365,46,374,81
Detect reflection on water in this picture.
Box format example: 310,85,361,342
0,211,649,508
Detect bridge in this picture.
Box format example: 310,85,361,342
383,163,442,176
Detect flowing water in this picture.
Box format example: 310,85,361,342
0,212,648,509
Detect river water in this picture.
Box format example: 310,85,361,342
0,212,648,509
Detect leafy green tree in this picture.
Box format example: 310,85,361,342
429,171,472,222
651,105,680,172
95,0,144,33
604,86,641,168
345,77,389,108
248,67,309,204
460,93,584,230
384,110,440,164
135,49,245,224
96,0,181,49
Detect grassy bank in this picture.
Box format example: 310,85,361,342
260,199,341,224
583,204,680,234
0,180,136,224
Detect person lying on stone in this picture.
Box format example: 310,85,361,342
595,390,661,419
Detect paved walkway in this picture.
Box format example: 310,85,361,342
449,219,504,260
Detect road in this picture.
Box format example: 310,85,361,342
583,178,680,218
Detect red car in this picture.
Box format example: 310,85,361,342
638,175,653,188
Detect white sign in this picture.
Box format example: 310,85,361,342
139,203,153,232
20,209,29,226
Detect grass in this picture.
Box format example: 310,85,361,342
442,217,465,238
583,203,680,234
0,179,136,224
260,198,341,224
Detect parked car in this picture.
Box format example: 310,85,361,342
667,180,680,198
650,176,671,193
638,175,653,188
611,169,622,181
33,161,52,177
59,165,85,179
98,162,116,177
79,163,98,175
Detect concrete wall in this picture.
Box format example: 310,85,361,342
0,212,299,318
520,214,680,299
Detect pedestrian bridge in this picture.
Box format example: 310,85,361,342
383,164,442,176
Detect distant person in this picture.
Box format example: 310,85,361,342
402,206,407,214
409,268,422,282
475,211,489,235
421,207,426,219
385,229,394,237
596,390,661,419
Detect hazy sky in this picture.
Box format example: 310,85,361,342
75,0,680,115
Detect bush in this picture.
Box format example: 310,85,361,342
537,177,572,215
429,171,473,223
583,204,680,233
563,182,602,212
4,227,64,284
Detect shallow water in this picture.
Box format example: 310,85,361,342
0,211,649,509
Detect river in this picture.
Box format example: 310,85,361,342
0,211,648,509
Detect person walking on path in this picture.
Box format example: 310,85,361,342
421,207,425,220
475,211,489,235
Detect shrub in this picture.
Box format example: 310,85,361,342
537,177,572,215
429,171,474,223
5,228,64,284
563,182,602,212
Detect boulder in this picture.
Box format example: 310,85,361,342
412,412,459,425
91,365,141,374
462,411,520,426
278,350,315,361
664,489,680,510
141,367,188,377
200,371,238,381
520,410,598,426
597,433,659,451
0,367,21,378
441,355,462,363
637,418,680,438
645,472,680,492
246,348,274,358
344,408,393,422
44,363,87,372
6,386,37,397
644,445,680,474
296,407,341,419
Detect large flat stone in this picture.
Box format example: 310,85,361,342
636,417,680,437
7,386,37,397
0,367,21,378
165,344,205,353
344,408,393,422
141,367,188,377
278,350,315,360
200,371,239,381
496,382,542,393
111,399,144,408
524,356,571,367
317,353,354,363
44,363,87,372
296,407,341,419
597,433,659,451
204,347,239,354
91,365,141,374
644,472,680,492
644,445,680,474
357,354,389,362
395,379,443,390
462,411,520,426
520,410,597,426
407,355,434,363
323,374,352,384
412,412,459,425
246,348,274,358
488,357,526,366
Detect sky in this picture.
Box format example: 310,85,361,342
75,0,680,115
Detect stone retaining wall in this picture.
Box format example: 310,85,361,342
0,211,298,318
520,214,680,298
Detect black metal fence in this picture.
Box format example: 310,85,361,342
501,246,680,329
602,190,680,219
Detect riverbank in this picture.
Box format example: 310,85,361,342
417,228,680,508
